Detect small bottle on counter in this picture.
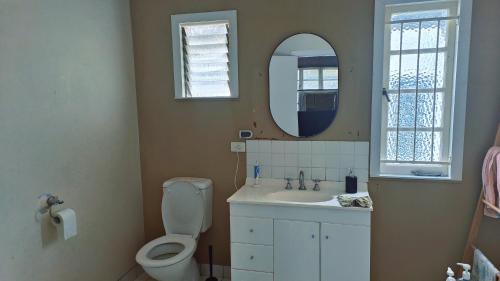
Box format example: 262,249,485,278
345,169,357,194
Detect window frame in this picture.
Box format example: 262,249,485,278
370,0,473,181
171,10,239,99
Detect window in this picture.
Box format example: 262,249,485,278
171,10,238,99
371,0,473,180
297,67,338,90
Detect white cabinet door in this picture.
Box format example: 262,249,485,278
274,220,320,281
321,223,370,281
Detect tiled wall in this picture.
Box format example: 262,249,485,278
246,140,370,183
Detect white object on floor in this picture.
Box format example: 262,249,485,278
135,178,213,281
52,208,77,240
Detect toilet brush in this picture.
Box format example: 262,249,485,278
205,245,218,281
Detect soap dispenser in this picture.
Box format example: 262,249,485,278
457,263,471,280
446,267,456,281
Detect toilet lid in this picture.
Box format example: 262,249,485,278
162,181,204,238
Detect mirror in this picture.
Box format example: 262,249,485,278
269,33,339,137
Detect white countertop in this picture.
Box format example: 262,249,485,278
227,178,373,212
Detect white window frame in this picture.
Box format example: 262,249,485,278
171,10,239,99
370,0,473,181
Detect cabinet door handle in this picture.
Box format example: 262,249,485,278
250,255,254,260
249,229,254,233
311,234,315,239
325,235,329,239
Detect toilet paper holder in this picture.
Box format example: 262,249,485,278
37,193,64,224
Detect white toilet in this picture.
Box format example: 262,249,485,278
136,178,213,281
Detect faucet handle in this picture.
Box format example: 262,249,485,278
312,179,321,191
285,178,293,190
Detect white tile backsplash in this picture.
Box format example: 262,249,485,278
298,141,312,154
246,140,370,183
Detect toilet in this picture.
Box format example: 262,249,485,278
136,178,213,281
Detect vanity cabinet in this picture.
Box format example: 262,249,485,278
321,223,370,281
274,220,320,281
229,203,371,281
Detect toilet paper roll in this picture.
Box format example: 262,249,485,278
52,208,77,240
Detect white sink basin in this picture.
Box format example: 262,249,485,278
265,190,334,203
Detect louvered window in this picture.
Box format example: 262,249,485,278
171,11,238,99
371,0,473,180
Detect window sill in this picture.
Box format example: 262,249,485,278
370,173,462,183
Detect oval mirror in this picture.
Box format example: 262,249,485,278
269,33,339,137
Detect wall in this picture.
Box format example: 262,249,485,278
0,0,144,280
130,0,500,280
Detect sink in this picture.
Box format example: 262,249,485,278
265,190,334,203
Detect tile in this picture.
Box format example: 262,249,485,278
311,141,326,154
271,153,285,166
284,153,298,167
285,167,298,179
223,266,231,279
354,154,369,169
298,167,311,180
325,154,339,168
298,154,311,167
260,165,271,178
200,264,209,276
339,154,354,169
285,141,298,154
311,167,326,180
355,168,369,183
258,153,271,165
271,140,285,154
311,154,325,168
246,152,258,166
298,141,312,154
326,168,340,181
340,167,353,178
355,141,370,156
246,140,259,153
258,140,271,153
339,141,355,155
246,165,254,178
325,141,340,154
272,166,285,179
212,265,224,278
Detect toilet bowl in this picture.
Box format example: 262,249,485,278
136,178,213,281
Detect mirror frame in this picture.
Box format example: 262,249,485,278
267,32,341,138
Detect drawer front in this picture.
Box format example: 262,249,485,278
231,243,273,272
230,216,273,245
231,269,273,281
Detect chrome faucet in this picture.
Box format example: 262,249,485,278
313,179,321,191
298,170,306,190
285,178,293,190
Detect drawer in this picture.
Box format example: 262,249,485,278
230,216,273,245
231,269,273,281
231,243,273,272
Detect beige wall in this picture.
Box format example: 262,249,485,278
130,0,500,280
0,0,144,280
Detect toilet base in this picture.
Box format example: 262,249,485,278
143,257,199,281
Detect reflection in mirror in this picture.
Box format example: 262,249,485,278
269,33,339,137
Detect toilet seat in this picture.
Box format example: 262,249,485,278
136,234,196,268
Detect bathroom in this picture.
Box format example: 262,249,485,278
0,0,499,281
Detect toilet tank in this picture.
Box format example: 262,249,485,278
162,177,213,233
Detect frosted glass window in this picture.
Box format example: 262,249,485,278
379,0,459,176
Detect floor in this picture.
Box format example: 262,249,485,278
136,273,231,281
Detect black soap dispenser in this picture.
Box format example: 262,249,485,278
345,169,357,194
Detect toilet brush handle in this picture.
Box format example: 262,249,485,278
209,245,213,277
